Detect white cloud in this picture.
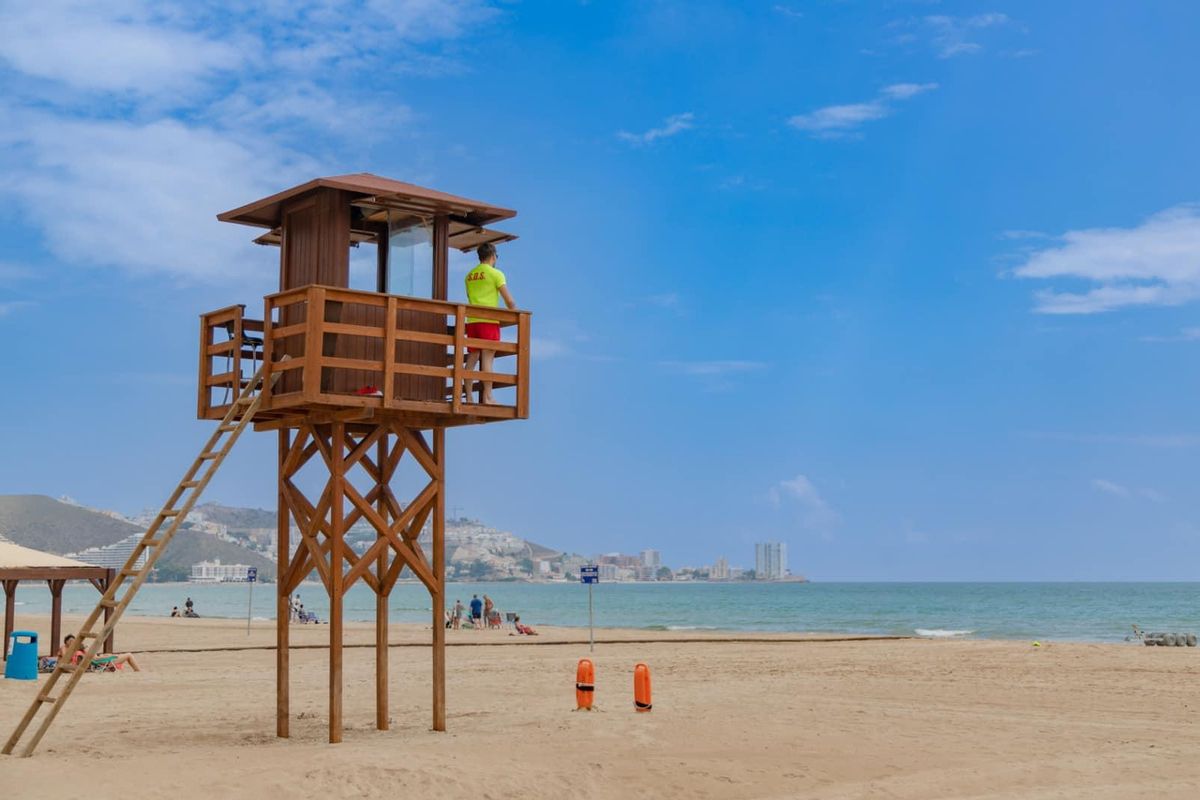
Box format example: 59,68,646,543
1012,205,1200,314
1092,479,1166,503
0,0,500,284
925,13,1011,58
0,113,317,282
531,337,571,360
618,113,695,145
0,300,35,317
658,360,766,376
0,1,247,96
1140,327,1200,343
789,83,937,138
769,474,840,532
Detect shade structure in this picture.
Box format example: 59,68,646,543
0,542,115,659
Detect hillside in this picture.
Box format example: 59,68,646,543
0,494,142,553
0,494,274,581
193,502,275,531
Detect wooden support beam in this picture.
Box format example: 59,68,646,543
277,429,291,739
47,580,65,657
376,436,389,731
2,580,16,662
432,427,446,732
329,421,345,744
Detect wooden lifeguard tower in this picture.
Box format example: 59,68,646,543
4,174,530,756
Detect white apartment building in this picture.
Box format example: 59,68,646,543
190,559,253,583
597,563,620,581
640,549,661,568
754,542,787,581
711,556,730,580
66,534,148,572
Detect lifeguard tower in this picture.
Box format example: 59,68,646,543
4,174,530,756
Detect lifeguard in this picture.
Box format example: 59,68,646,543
463,242,517,404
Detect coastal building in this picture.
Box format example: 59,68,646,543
597,563,620,581
640,549,661,568
66,534,148,572
190,559,253,583
755,541,787,581
711,556,730,580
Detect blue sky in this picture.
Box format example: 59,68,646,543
2,1,1200,579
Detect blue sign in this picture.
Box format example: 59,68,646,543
580,565,599,584
246,567,258,583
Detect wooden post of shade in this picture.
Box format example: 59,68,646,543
2,580,15,661
432,427,446,731
47,580,65,656
329,421,345,744
102,569,115,654
375,435,389,731
276,429,291,739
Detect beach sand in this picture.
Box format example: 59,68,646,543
2,614,1199,799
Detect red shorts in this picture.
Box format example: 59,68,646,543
465,322,500,353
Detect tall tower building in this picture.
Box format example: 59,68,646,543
754,541,787,580
640,549,661,569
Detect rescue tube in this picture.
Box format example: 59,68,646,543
633,662,652,712
575,658,595,710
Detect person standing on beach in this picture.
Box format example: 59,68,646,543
483,594,494,625
470,594,483,629
463,242,517,405
185,597,194,616
453,599,464,630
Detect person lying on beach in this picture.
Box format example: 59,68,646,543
57,635,143,672
511,616,538,636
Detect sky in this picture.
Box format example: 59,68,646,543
2,1,1200,580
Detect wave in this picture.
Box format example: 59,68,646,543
915,628,975,638
641,625,722,631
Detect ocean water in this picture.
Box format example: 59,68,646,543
9,581,1200,643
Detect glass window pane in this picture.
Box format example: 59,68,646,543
387,216,433,297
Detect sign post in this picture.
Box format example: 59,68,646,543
580,565,599,653
246,567,258,636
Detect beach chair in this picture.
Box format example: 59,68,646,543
505,612,517,629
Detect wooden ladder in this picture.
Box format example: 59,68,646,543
2,360,277,758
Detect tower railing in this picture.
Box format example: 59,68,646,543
198,286,530,424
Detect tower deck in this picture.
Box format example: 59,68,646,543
199,284,531,429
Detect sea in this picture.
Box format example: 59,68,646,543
9,581,1200,643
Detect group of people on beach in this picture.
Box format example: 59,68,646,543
169,596,200,618
287,593,319,624
446,593,537,635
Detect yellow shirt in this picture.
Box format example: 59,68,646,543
465,262,506,324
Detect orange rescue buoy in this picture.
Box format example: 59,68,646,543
633,662,652,712
575,658,595,710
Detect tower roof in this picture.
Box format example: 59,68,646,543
217,173,516,229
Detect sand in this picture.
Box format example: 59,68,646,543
2,614,1199,799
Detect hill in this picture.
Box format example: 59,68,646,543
0,494,142,554
0,494,274,581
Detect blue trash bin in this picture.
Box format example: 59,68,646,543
4,630,38,680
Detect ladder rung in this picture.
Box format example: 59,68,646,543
78,632,97,639
143,539,165,547
38,696,57,704
199,451,221,459
181,480,200,488
120,569,140,577
99,599,118,608
235,396,255,406
218,423,239,432
161,509,182,517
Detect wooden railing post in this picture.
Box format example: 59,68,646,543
261,297,274,407
383,295,397,407
452,305,465,414
517,312,531,419
303,287,326,403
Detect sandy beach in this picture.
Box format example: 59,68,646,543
2,614,1199,799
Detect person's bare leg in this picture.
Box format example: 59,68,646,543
481,349,496,404
463,351,481,402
